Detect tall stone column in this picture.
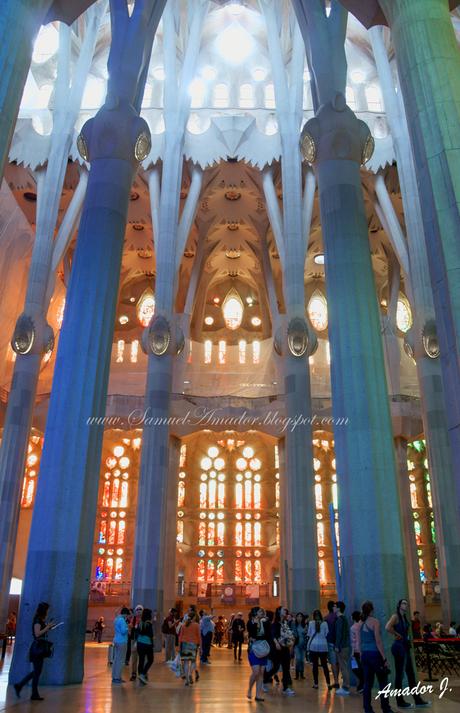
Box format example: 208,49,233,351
9,0,166,684
301,96,408,616
394,437,425,615
371,26,460,622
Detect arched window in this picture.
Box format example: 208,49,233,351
254,560,262,583
200,483,207,508
239,83,254,108
235,522,243,546
178,481,185,508
207,559,215,582
235,483,243,509
307,290,328,332
218,483,225,508
105,558,114,580
213,83,229,108
244,559,252,582
365,84,383,112
204,340,212,364
245,522,252,546
197,559,205,581
235,559,243,582
209,479,217,508
199,522,206,546
207,522,215,546
99,520,107,544
252,341,260,364
254,522,262,546
217,522,225,546
254,483,261,509
115,557,123,580
216,560,224,583
414,521,422,545
109,520,117,544
346,86,357,110
245,480,252,508
218,340,226,365
264,83,276,109
111,479,120,507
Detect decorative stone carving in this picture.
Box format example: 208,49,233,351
148,314,171,356
77,132,90,162
287,317,310,357
422,320,440,359
11,314,35,355
134,130,152,162
175,326,185,356
43,324,55,355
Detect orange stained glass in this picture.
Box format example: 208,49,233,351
216,560,224,583
106,557,114,580
235,483,243,509
180,443,187,467
276,521,280,545
217,522,225,546
177,520,184,543
22,479,35,508
315,483,323,510
207,559,215,582
254,559,262,583
207,522,215,546
120,481,128,508
254,522,261,546
102,481,111,507
197,559,205,581
244,559,252,582
318,559,326,584
235,559,243,582
99,520,107,544
217,483,225,508
108,520,117,544
334,521,340,547
115,557,123,580
209,479,217,508
235,522,243,546
200,483,207,508
275,482,280,508
244,522,252,546
96,557,104,578
245,480,252,508
254,483,261,509
111,479,120,507
117,519,126,544
317,521,325,547
199,522,206,546
178,481,185,508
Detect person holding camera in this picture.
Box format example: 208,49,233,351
357,601,393,713
13,602,54,701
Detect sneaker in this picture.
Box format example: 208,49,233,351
282,688,296,696
414,701,430,708
138,674,147,685
336,687,351,696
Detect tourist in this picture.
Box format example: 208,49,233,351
227,613,235,648
247,607,270,701
13,602,54,701
200,611,215,664
350,610,364,693
411,611,422,639
325,600,339,688
136,608,154,684
162,608,178,662
215,615,226,646
334,601,351,695
271,606,296,696
112,607,130,683
93,616,105,643
6,611,17,644
422,624,434,641
262,610,279,690
448,622,457,637
293,612,308,679
231,611,246,662
357,600,393,713
179,611,201,686
125,608,134,665
128,605,143,680
306,609,331,690
386,599,429,708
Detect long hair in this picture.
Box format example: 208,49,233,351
312,609,322,633
35,602,49,620
186,611,199,626
396,599,408,623
295,612,306,627
141,608,152,623
361,601,374,622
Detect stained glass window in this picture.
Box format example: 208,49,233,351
111,479,120,507
199,522,206,546
207,559,215,582
254,483,261,509
254,559,262,583
252,341,260,364
275,482,280,508
244,559,252,582
137,288,155,327
410,483,418,508
315,483,323,509
307,290,328,331
217,483,225,508
245,480,252,508
208,522,215,546
102,481,110,507
396,294,413,333
254,522,261,546
430,520,436,544
99,520,107,544
118,519,126,544
116,339,125,363
235,559,242,582
209,479,217,508
426,483,432,508
222,289,244,330
414,521,422,545
115,557,123,580
105,558,114,580
177,520,184,543
239,339,246,364
120,482,128,508
334,521,340,548
318,559,326,584
197,559,205,581
235,522,243,546
218,340,226,365
204,340,212,364
130,340,139,363
245,522,252,546
217,522,225,546
332,483,338,510
216,559,224,583
418,558,426,582
177,481,185,508
317,522,325,547
235,483,243,509
108,520,117,544
274,445,279,469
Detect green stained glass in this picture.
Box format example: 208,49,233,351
430,520,436,544
412,440,425,453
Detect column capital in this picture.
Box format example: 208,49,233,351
301,93,373,166
274,314,317,359
11,312,54,357
141,313,185,357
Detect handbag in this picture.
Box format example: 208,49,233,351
29,638,54,660
180,641,198,657
251,639,270,658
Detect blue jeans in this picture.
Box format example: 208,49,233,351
294,645,305,674
361,651,391,713
201,631,213,662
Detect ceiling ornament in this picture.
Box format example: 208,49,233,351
12,314,35,355
422,320,440,359
225,248,241,259
224,184,242,201
227,220,240,231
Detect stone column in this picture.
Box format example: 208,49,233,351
163,435,180,613
302,96,408,616
9,0,166,684
394,437,425,615
371,26,460,622
376,0,460,508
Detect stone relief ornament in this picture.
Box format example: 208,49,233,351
422,320,440,359
300,130,317,164
12,314,35,355
134,130,152,162
361,134,375,165
77,132,90,162
148,314,171,356
43,324,55,355
175,326,185,356
287,317,310,357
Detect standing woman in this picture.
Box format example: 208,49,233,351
386,599,429,708
271,606,296,696
247,607,270,701
357,601,393,713
178,611,201,686
136,608,154,685
14,602,54,701
293,612,308,679
306,609,331,689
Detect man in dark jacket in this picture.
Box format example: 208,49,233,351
231,612,246,661
334,601,351,695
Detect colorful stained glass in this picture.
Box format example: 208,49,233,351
254,522,261,546
317,522,325,547
105,558,114,580
137,288,155,327
108,520,117,544
120,481,128,508
111,479,120,507
102,481,111,507
254,483,261,509
207,522,215,546
245,522,252,546
430,520,436,544
99,520,107,544
217,483,225,508
426,483,432,508
418,558,426,582
117,519,126,544
244,559,252,583
177,520,184,543
207,559,215,582
235,522,243,546
410,483,418,508
197,559,205,581
115,557,123,580
217,522,225,546
95,557,104,580
235,559,243,582
308,290,328,331
414,521,422,545
216,559,224,583
254,559,262,583
22,479,35,508
245,480,252,508
178,481,185,508
200,483,207,508
199,522,206,546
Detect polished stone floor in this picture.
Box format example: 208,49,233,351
0,643,459,712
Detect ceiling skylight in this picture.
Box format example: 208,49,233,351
215,22,254,65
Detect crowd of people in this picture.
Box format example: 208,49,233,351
10,596,458,705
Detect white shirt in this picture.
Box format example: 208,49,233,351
307,620,329,653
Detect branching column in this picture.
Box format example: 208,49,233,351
9,0,166,685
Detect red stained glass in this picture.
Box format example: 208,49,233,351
105,557,114,580
235,559,242,582
115,557,123,580
99,520,107,544
207,559,215,582
111,479,120,507
117,519,126,544
216,560,224,583
254,560,262,584
197,559,205,581
108,520,116,544
102,481,110,507
244,559,252,583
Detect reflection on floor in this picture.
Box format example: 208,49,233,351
0,642,459,712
